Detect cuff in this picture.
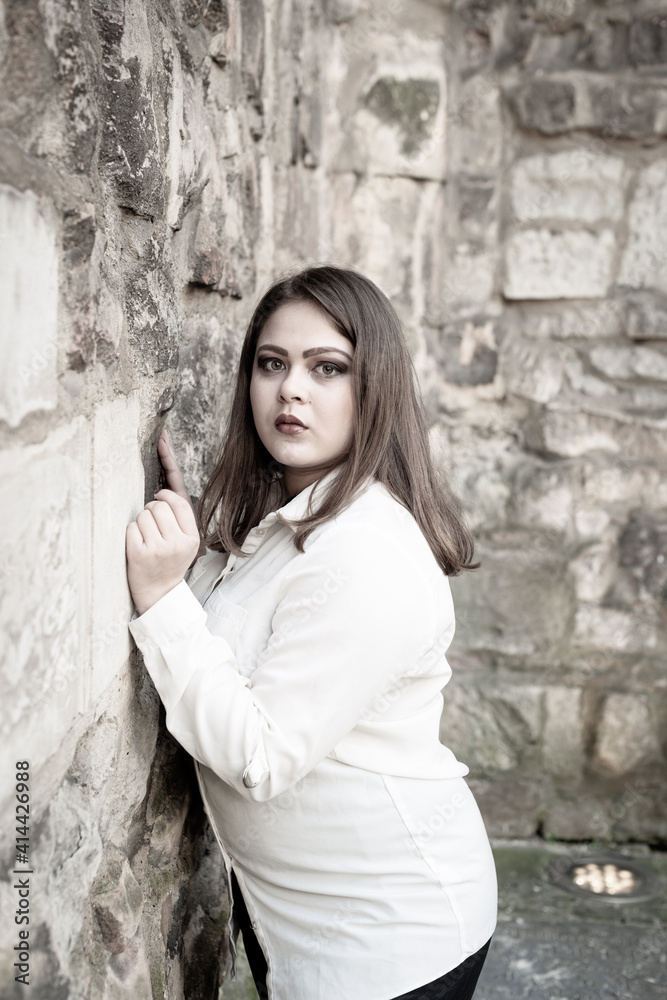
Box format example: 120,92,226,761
128,579,207,648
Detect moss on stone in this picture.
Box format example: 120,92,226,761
150,961,166,1000
362,76,440,156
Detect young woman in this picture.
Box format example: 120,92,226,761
126,265,497,1000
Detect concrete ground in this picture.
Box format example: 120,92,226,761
220,840,667,1000
476,840,667,1000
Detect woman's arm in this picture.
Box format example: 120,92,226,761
128,517,451,802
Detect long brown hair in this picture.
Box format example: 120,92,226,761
197,264,478,575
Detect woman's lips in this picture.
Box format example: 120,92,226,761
275,422,307,435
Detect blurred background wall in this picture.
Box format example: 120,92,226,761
1,0,666,995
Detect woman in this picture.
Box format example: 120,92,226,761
126,265,497,1000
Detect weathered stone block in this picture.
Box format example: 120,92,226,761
0,186,59,427
125,235,180,375
445,244,497,306
468,775,545,838
581,461,667,509
447,76,502,174
618,161,667,293
629,13,667,67
450,457,512,534
573,604,657,653
509,459,577,536
449,181,498,244
524,21,624,73
333,51,448,181
92,0,165,219
571,535,617,603
449,539,574,658
32,780,104,975
514,302,625,341
511,74,667,138
510,78,577,134
363,75,441,157
435,321,498,386
625,292,667,340
563,354,616,399
440,679,543,775
589,343,667,382
618,510,667,607
324,0,360,24
90,396,144,709
501,338,566,403
0,418,91,775
542,686,584,778
594,693,662,774
330,173,426,312
92,856,144,955
588,82,660,138
526,406,667,461
504,229,616,300
510,150,625,224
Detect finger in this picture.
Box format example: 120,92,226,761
143,499,180,540
157,430,188,493
153,489,199,537
126,521,144,558
134,508,163,547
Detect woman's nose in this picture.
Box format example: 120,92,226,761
278,366,308,401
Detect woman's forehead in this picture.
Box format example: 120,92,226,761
256,301,353,352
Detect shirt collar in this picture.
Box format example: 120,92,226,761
191,467,375,570
256,466,377,535
264,466,343,532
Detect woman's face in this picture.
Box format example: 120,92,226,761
249,300,355,498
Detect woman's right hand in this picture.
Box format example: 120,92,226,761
158,429,206,564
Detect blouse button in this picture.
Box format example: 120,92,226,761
255,528,266,536
242,759,262,788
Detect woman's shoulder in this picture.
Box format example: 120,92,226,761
340,478,415,527
314,477,441,569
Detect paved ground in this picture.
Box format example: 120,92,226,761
220,840,667,1000
476,840,666,1000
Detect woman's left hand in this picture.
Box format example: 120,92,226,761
126,489,202,616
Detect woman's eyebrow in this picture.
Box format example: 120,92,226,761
256,343,353,363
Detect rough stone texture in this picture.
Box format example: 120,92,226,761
504,228,616,300
618,160,667,292
510,150,626,224
2,0,667,994
594,693,663,775
542,687,585,780
431,0,667,846
0,185,59,427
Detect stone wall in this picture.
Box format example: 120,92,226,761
0,0,313,994
300,0,667,847
1,0,666,995
424,0,667,846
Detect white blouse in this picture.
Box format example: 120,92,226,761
128,468,497,1000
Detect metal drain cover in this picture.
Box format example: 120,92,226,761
544,854,661,903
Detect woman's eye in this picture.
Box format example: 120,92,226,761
314,361,343,377
258,357,284,372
